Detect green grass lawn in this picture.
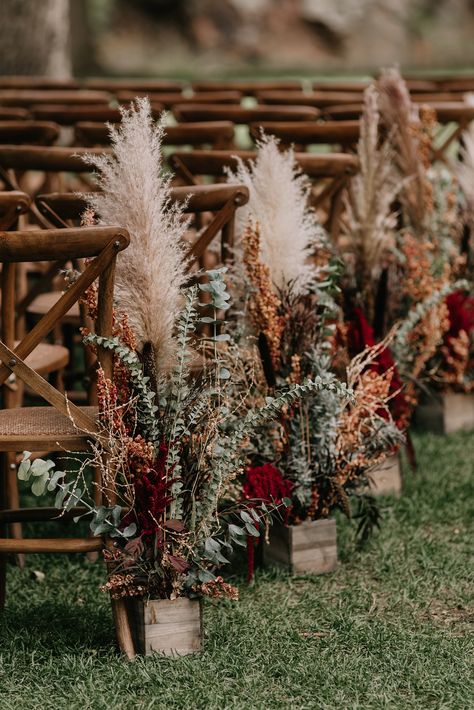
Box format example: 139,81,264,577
0,431,473,710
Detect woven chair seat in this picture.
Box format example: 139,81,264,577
0,405,98,451
27,291,80,322
20,340,69,375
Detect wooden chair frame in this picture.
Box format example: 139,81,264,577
257,90,365,108
36,183,250,265
0,90,111,108
0,121,60,146
115,90,242,110
173,104,320,124
168,149,358,240
191,80,302,96
0,224,135,658
74,121,235,150
248,121,360,151
31,104,164,126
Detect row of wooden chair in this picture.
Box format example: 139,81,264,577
3,74,474,94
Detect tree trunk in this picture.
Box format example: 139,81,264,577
0,0,71,78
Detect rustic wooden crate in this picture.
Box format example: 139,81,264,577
263,518,338,575
126,597,203,657
414,391,474,434
368,454,402,497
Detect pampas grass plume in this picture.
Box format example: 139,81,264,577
83,98,189,372
226,133,324,294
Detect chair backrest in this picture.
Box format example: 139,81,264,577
36,183,250,265
31,103,164,126
191,80,302,96
0,90,112,108
116,90,242,109
0,145,109,227
83,78,184,93
0,145,107,174
312,79,371,92
0,191,30,230
257,91,365,108
169,148,358,182
168,149,358,240
0,77,79,90
0,225,129,439
74,121,235,149
0,107,30,120
0,121,60,146
173,104,320,124
248,120,360,149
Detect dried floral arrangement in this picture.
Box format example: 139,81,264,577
226,136,402,532
18,101,342,601
340,73,474,426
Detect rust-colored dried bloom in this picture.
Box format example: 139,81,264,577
397,233,451,424
438,329,474,391
242,220,285,370
287,354,302,384
198,576,239,601
100,573,147,599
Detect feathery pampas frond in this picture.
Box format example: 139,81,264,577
377,67,428,234
83,98,189,372
341,84,399,319
226,133,325,294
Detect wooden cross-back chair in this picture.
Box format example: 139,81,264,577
324,101,474,163
0,90,112,108
248,120,360,152
0,77,79,90
0,145,109,204
74,121,235,150
115,90,242,110
426,102,474,162
0,108,30,120
0,224,135,658
172,104,320,124
257,90,365,109
312,79,372,93
0,146,112,396
31,103,164,127
191,80,303,96
0,190,69,402
83,78,184,93
36,182,250,266
0,121,60,146
168,149,358,240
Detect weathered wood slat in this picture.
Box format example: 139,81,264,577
0,537,102,553
127,598,203,657
368,454,402,497
264,518,338,575
415,391,474,434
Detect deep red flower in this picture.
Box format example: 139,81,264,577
243,463,293,584
445,291,474,339
243,463,293,505
122,441,174,540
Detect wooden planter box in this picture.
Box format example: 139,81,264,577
414,391,474,434
126,597,203,657
368,454,402,497
263,518,338,575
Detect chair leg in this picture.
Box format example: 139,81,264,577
110,597,135,660
0,453,8,610
5,452,25,569
105,539,135,659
